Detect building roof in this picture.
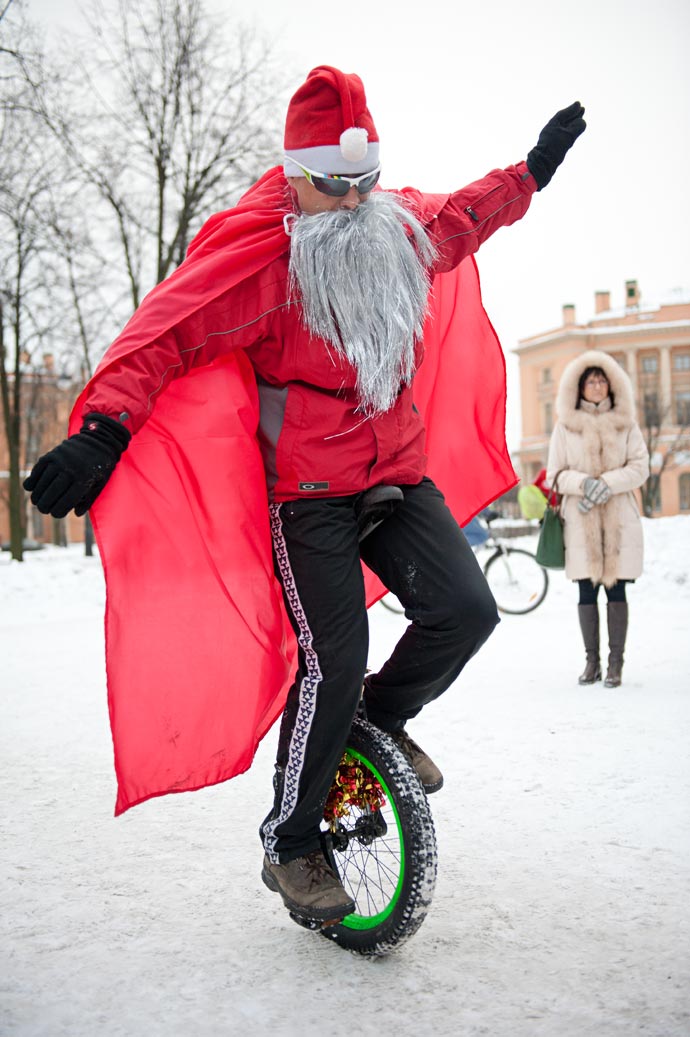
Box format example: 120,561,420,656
515,289,690,353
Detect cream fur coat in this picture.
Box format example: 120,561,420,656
546,350,650,586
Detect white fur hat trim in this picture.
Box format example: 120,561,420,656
339,127,368,162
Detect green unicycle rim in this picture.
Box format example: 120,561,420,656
338,747,406,931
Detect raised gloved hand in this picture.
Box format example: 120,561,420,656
577,476,611,513
527,102,586,190
23,413,131,518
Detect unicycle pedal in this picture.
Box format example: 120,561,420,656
288,911,346,931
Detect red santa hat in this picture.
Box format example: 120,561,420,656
283,65,380,177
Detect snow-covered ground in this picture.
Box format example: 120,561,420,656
2,518,689,1037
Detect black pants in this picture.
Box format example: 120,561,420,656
261,477,499,863
578,578,628,605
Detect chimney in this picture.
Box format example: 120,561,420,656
562,303,576,326
595,290,610,314
625,279,640,309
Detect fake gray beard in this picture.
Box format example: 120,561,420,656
288,191,437,415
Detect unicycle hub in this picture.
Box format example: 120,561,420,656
323,752,387,824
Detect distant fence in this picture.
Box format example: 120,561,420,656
490,519,539,539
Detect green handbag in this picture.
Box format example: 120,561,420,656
535,471,565,570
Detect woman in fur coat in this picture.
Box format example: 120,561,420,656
546,350,649,686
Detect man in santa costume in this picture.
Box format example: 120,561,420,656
25,66,585,925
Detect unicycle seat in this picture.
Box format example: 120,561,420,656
355,485,404,541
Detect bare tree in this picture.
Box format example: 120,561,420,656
2,0,290,559
44,0,289,312
638,386,690,517
0,9,66,560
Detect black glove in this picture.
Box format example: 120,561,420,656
23,413,131,518
526,102,586,190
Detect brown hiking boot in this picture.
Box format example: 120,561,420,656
261,850,355,923
391,728,444,793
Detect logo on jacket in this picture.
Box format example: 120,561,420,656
299,482,330,491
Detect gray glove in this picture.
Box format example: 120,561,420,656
578,476,611,513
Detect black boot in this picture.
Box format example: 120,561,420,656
577,604,601,684
604,602,629,687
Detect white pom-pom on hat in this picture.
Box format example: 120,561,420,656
340,127,368,162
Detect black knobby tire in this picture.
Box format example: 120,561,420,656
483,546,549,615
320,717,437,956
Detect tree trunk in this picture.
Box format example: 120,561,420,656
51,516,67,546
0,304,24,561
84,512,94,557
7,443,25,560
641,474,659,518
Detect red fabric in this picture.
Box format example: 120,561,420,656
415,259,517,520
72,172,517,815
534,467,559,505
362,258,518,602
73,168,291,394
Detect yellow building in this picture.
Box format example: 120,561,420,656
513,280,690,516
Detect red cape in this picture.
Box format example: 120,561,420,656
71,169,517,815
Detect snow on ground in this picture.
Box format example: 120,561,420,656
1,517,689,1037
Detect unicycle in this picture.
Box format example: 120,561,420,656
297,486,437,955
318,715,438,956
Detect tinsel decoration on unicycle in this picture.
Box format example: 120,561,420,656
323,752,387,827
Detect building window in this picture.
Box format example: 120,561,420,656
641,355,658,374
680,474,690,512
674,353,690,371
676,391,690,426
544,402,553,435
643,392,660,426
542,368,552,384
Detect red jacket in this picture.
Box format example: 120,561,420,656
82,165,536,501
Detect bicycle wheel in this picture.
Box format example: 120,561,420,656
483,546,549,615
320,716,437,957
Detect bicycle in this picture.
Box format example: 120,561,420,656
478,511,548,615
380,509,548,616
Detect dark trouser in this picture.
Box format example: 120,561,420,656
261,478,499,863
578,578,628,604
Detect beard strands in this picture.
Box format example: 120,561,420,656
288,192,436,415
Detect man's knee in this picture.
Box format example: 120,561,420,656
469,592,500,647
425,581,499,656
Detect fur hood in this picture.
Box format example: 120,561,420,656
556,350,636,433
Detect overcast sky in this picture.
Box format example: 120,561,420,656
20,0,690,448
